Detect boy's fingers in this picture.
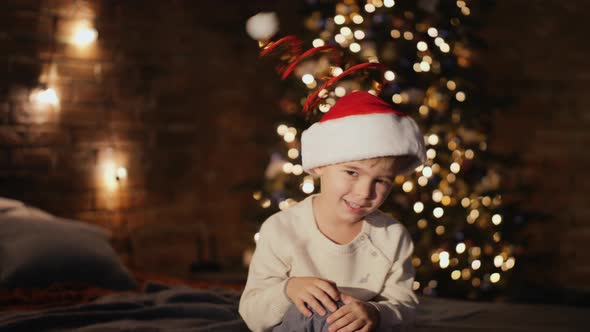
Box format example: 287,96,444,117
327,312,354,332
340,293,354,305
316,280,340,301
340,319,364,332
303,294,327,316
295,300,312,317
326,305,350,324
309,286,338,312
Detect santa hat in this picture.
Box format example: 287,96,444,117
301,91,426,175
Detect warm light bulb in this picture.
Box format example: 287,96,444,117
413,202,424,213
456,91,466,102
450,162,461,174
72,21,98,47
417,219,428,229
505,257,515,269
277,124,288,136
418,176,428,187
432,190,443,202
490,273,500,283
494,255,504,267
352,14,364,24
331,67,343,76
456,242,466,254
334,15,346,25
354,30,365,40
102,161,118,191
335,34,346,44
412,281,420,290
282,162,293,173
30,88,60,110
426,148,436,160
288,148,299,159
302,74,315,85
384,0,395,8
402,181,414,192
39,88,59,106
278,200,290,210
302,181,315,194
292,164,303,175
461,197,471,208
384,70,396,81
283,132,295,142
116,167,127,180
312,38,325,47
428,134,439,145
471,260,481,270
492,214,502,225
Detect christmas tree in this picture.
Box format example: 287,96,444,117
247,0,525,300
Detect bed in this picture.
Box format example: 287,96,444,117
1,198,587,331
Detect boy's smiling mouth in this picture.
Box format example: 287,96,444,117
343,199,369,210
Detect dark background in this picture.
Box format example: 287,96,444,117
1,0,588,302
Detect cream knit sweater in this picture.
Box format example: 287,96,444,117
239,194,418,332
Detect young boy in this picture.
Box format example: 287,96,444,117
239,91,426,332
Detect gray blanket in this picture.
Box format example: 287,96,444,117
1,283,587,332
0,282,249,332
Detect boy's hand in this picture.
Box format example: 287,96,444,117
327,293,379,332
285,277,341,317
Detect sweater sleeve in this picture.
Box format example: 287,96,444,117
239,219,293,332
369,228,418,332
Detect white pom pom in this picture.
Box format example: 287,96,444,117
246,12,279,41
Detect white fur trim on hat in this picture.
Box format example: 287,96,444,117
301,113,426,175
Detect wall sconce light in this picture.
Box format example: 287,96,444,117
29,86,60,121
30,87,60,108
72,20,98,47
99,148,128,191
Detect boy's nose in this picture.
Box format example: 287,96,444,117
354,180,374,200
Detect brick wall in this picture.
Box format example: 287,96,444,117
0,0,298,277
483,1,590,290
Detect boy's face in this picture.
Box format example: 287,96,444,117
313,157,396,224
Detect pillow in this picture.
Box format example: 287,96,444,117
0,215,137,290
0,197,56,220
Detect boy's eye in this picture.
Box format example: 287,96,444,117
376,179,392,186
345,170,358,177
